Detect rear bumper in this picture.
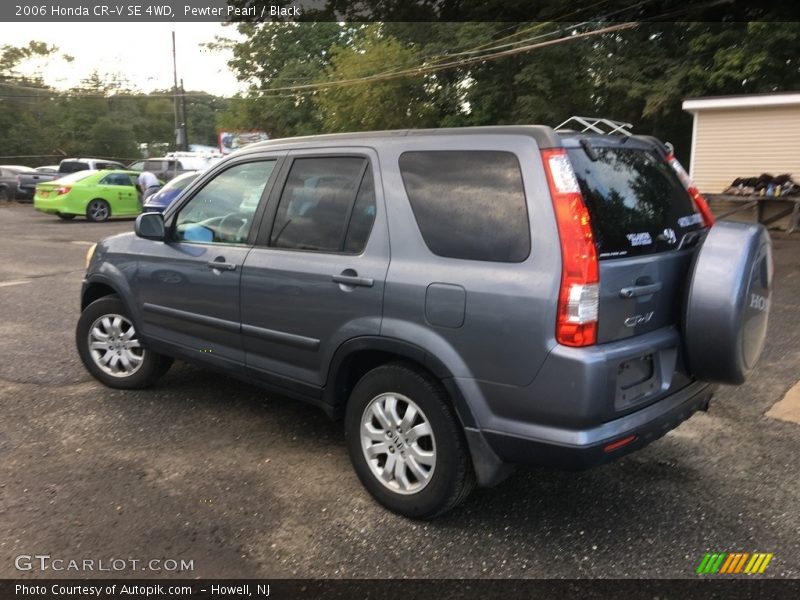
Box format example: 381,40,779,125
476,380,715,471
34,195,80,215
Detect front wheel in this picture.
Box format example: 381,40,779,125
76,295,172,389
345,362,475,518
86,199,110,222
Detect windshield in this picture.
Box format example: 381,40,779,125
567,146,704,259
163,172,199,192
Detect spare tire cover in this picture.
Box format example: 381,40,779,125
684,221,772,384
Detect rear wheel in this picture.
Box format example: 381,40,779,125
76,295,172,389
57,213,76,220
86,199,110,222
345,362,475,518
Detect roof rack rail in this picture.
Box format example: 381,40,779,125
554,116,634,136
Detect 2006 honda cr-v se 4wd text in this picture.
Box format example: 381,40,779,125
76,125,773,518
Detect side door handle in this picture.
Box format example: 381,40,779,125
332,271,374,288
619,282,662,298
207,259,237,272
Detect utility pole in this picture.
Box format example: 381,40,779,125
180,78,188,151
171,31,185,152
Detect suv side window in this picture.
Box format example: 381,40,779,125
174,160,276,245
269,156,373,253
399,150,530,262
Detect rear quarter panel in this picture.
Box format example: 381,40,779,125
378,134,561,387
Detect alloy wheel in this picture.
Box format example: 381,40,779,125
88,200,109,221
87,313,145,377
360,392,437,495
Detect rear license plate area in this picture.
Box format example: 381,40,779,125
615,355,658,409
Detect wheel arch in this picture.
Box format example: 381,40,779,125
324,337,477,429
327,337,513,488
81,274,142,331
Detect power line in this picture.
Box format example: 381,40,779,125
251,22,639,96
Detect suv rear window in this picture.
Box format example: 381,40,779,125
59,161,90,174
399,151,530,262
567,146,704,259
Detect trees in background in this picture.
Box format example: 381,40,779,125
219,21,799,163
1,42,229,164
3,19,799,165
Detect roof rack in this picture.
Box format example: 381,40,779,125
554,116,634,136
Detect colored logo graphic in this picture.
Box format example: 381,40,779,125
696,552,774,575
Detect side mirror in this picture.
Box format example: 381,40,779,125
135,212,165,241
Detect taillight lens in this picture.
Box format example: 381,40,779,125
541,149,599,347
667,154,714,227
56,186,71,195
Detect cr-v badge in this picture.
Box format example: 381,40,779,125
625,311,654,327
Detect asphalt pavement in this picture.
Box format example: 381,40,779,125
1,202,799,579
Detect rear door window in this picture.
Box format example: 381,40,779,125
100,173,133,186
269,156,372,253
399,150,530,262
567,146,703,259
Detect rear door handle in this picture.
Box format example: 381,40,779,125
207,260,237,272
332,273,374,288
619,282,662,298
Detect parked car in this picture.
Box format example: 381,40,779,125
129,154,219,182
0,165,36,201
142,171,200,213
59,158,127,173
18,158,129,196
34,169,142,222
76,126,773,518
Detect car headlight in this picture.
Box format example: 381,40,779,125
85,243,97,270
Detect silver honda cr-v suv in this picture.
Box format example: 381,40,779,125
76,125,772,518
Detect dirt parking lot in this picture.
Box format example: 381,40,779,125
1,202,799,578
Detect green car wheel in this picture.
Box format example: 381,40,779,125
86,199,110,222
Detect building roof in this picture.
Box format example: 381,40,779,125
683,91,800,112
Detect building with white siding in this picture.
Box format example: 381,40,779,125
682,92,800,193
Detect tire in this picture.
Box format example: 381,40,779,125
683,221,773,384
76,295,171,389
86,199,110,222
57,213,76,220
0,187,9,202
345,362,475,518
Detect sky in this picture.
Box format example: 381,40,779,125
4,23,246,97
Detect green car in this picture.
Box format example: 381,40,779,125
34,170,142,222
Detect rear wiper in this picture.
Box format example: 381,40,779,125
579,138,599,161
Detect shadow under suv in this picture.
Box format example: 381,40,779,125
76,125,773,518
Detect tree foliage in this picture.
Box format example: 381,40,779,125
3,19,799,167
316,25,438,132
219,20,799,163
1,42,228,164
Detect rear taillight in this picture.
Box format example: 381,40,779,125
56,186,71,195
541,149,599,347
667,154,715,227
